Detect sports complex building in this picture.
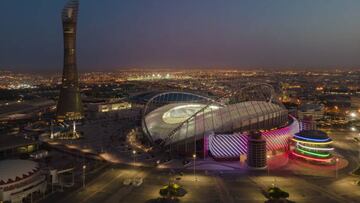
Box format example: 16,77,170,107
142,84,304,161
291,130,334,163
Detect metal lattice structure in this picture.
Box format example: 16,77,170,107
142,91,222,144
236,83,284,107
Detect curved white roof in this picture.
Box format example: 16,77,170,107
0,159,39,185
144,101,288,144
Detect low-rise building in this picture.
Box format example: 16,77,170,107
88,101,132,113
0,160,47,203
0,135,39,159
298,103,324,121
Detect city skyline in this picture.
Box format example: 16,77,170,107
1,0,360,72
2,1,360,203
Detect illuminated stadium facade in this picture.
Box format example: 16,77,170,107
291,130,334,164
142,84,300,160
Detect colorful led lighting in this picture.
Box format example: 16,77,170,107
296,148,330,158
296,143,334,151
291,138,333,145
291,151,332,162
293,135,331,142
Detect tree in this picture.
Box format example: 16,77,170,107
267,186,289,200
159,183,187,200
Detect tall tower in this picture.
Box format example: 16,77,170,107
56,0,83,122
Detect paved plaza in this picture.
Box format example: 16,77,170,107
53,165,360,203
40,116,360,203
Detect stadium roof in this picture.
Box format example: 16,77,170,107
144,101,287,145
0,159,39,185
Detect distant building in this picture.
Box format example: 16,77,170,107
324,87,351,95
298,103,324,121
86,101,141,120
0,99,55,122
56,0,84,122
321,95,351,117
0,135,39,159
87,101,132,113
299,117,317,131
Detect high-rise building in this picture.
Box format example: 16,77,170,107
56,0,83,121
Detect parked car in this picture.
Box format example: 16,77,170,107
123,178,132,186
132,177,143,187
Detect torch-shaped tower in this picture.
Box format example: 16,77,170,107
56,0,83,121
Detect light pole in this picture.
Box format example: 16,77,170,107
193,154,197,181
73,121,76,134
132,150,136,166
267,154,275,186
358,135,360,163
82,165,86,188
50,120,54,139
267,155,270,177
335,158,338,178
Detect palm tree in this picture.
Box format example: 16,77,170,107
267,186,289,200
159,183,187,200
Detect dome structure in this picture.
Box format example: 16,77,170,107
0,159,47,203
0,160,39,185
141,84,302,161
144,100,288,145
142,84,290,147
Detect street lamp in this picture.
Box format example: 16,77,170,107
335,158,339,179
267,154,275,186
82,165,86,188
73,121,76,134
193,154,197,181
266,155,270,177
132,150,136,166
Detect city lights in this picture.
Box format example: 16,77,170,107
296,147,331,158
293,135,331,142
291,151,333,163
2,0,360,202
296,143,334,151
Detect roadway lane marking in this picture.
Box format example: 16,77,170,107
79,169,143,203
105,171,148,203
212,174,235,203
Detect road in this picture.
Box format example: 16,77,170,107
54,166,360,203
51,129,360,203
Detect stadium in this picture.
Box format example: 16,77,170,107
142,84,300,160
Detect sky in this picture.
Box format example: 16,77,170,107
0,0,360,72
